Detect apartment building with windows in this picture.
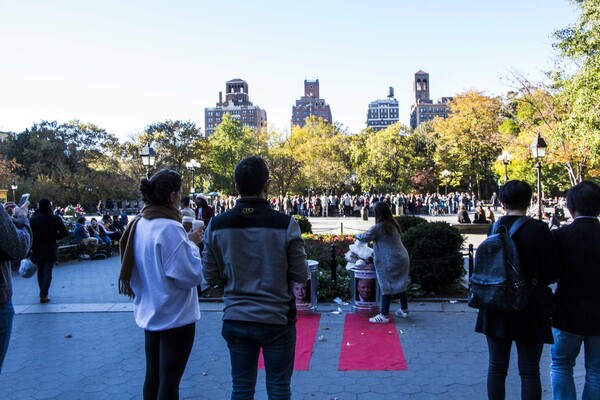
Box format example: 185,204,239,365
291,79,332,128
366,87,399,131
204,78,267,137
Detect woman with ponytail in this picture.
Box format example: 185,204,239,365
119,169,204,400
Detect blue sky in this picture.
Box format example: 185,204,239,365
0,0,580,141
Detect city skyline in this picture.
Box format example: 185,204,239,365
0,1,580,141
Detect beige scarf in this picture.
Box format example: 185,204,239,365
118,204,182,298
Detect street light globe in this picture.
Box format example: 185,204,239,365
442,169,451,178
186,159,200,170
140,146,156,167
498,150,514,164
530,133,547,159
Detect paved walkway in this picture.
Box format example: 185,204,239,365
0,216,585,399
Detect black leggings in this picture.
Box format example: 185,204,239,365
144,323,195,400
486,336,544,400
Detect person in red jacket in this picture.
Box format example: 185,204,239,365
194,194,215,227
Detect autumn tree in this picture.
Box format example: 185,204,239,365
551,0,600,184
288,116,351,195
433,91,503,200
350,124,414,193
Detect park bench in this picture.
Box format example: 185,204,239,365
451,223,490,235
58,240,87,261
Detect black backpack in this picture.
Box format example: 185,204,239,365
467,217,530,312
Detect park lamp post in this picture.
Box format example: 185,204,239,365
140,146,156,179
10,180,17,202
87,184,94,215
530,132,547,220
185,159,201,195
442,170,451,197
498,150,513,184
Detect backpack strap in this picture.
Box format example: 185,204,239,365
490,219,503,235
507,216,530,237
492,216,530,236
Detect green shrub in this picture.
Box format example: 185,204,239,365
302,234,354,300
402,221,465,293
394,215,428,234
293,215,312,234
316,266,351,301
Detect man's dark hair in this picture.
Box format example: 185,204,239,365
181,195,191,207
566,180,600,217
234,156,269,196
498,180,532,210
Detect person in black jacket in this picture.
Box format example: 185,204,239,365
30,198,68,303
474,180,557,400
550,181,600,399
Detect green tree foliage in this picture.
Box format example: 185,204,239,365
350,123,419,193
288,116,351,194
205,114,254,194
0,120,138,207
551,0,600,183
265,132,303,196
433,91,503,199
139,120,203,172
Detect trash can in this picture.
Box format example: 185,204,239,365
361,206,368,221
350,266,380,312
293,260,319,313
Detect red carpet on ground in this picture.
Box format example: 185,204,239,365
338,313,407,371
258,313,321,371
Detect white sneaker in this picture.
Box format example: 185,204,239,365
395,309,409,319
369,314,390,324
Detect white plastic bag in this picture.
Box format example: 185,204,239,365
19,258,37,278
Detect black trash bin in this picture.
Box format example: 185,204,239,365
361,206,368,221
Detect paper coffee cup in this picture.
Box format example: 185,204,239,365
192,220,205,231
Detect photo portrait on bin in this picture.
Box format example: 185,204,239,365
292,281,311,305
356,278,376,302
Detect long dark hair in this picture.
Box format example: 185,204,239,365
139,169,182,206
374,201,402,235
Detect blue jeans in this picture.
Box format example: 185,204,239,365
551,328,600,400
222,320,296,400
380,292,408,316
0,299,14,373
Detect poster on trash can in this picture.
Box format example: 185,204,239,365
353,270,377,306
292,280,311,309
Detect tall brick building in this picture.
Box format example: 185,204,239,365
291,79,332,128
409,70,452,129
204,78,267,137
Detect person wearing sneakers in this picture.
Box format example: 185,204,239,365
356,201,410,323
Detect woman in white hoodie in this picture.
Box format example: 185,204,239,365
119,169,204,400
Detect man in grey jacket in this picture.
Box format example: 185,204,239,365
0,201,32,372
203,156,307,400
